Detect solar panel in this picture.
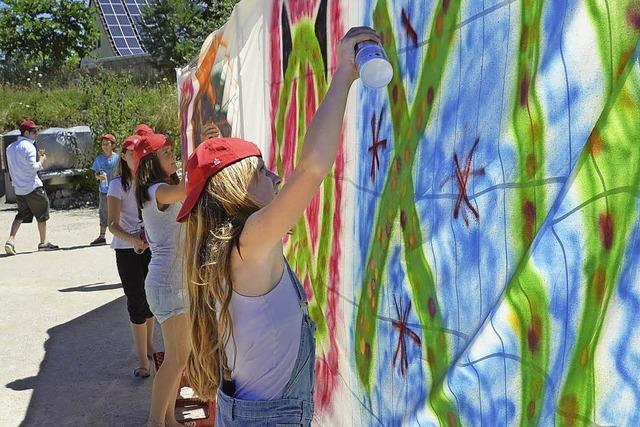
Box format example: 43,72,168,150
94,0,153,56
124,0,154,25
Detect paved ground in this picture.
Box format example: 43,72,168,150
0,198,162,426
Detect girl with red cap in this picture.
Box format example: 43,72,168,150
107,135,155,379
178,27,380,425
133,134,192,427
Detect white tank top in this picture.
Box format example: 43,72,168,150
141,182,184,289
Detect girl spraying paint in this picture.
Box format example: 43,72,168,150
133,134,192,427
177,27,380,425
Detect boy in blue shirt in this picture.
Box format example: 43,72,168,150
90,133,119,245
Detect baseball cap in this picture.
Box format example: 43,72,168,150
176,137,262,222
19,120,41,132
100,133,116,143
134,124,154,136
122,135,140,152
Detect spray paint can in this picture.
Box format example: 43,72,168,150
134,226,147,255
355,41,393,88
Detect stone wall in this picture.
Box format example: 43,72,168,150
47,186,97,210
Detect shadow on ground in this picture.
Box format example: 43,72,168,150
0,244,99,259
6,297,154,426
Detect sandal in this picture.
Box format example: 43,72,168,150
134,367,150,378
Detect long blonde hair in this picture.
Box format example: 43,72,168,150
183,156,261,400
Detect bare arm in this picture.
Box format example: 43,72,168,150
107,195,147,250
240,27,380,259
155,180,186,206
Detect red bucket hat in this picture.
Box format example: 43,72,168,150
122,135,140,152
176,137,262,222
134,123,154,136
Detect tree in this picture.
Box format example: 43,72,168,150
139,0,239,76
0,0,99,75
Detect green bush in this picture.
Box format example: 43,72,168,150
0,68,181,157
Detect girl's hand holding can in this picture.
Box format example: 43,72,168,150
336,26,382,81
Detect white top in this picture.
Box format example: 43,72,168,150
6,136,44,195
141,183,184,289
107,177,142,250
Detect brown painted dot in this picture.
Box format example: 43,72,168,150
617,47,635,78
358,313,364,327
627,3,640,29
416,112,423,131
527,314,542,353
428,297,437,319
436,12,444,35
559,394,578,426
522,200,536,245
592,267,607,303
520,25,529,51
580,345,589,366
525,153,537,178
588,129,603,155
368,278,376,297
427,347,436,367
400,211,407,229
395,158,402,171
392,84,399,103
404,147,411,161
385,220,393,237
527,400,536,419
408,233,416,249
446,411,457,427
443,0,451,13
364,342,371,359
406,123,414,141
598,213,614,250
427,87,435,105
520,72,530,107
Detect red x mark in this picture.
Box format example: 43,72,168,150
368,107,387,182
441,137,485,227
392,295,421,376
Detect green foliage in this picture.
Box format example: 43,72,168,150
0,0,99,75
139,0,239,76
0,69,181,157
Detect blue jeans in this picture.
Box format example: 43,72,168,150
215,268,316,426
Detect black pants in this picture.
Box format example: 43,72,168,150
115,248,153,324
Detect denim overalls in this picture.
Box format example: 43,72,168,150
216,262,316,426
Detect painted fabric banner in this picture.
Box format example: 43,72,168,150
178,0,640,425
